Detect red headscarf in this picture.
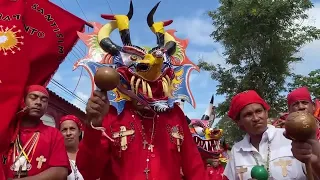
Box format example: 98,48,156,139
287,87,312,107
59,115,83,131
26,85,49,97
228,90,270,121
20,85,49,110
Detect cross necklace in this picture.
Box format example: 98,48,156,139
251,140,272,179
11,132,40,178
132,111,159,180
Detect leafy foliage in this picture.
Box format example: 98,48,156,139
215,116,245,146
201,0,320,118
202,0,320,144
288,69,320,98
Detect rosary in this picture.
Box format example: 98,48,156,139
250,141,272,180
132,111,159,180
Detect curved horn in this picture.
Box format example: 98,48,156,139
98,21,121,55
100,1,133,46
147,2,160,27
147,2,169,47
127,0,133,20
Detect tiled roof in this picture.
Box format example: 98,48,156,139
46,88,84,112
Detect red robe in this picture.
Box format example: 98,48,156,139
206,165,224,180
2,121,71,178
77,103,205,180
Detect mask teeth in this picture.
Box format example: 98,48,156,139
146,83,153,98
135,78,141,94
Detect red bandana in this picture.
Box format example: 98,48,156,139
59,115,83,131
287,87,312,107
228,90,270,121
26,85,49,97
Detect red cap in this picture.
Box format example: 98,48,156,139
26,85,49,97
287,87,311,107
59,115,83,131
228,90,270,121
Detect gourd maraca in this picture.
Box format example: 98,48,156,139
285,111,317,180
285,111,317,141
94,67,120,91
251,165,269,180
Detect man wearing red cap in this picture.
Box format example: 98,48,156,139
1,85,70,179
287,86,320,140
223,90,320,180
287,87,316,115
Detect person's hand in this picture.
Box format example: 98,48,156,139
85,90,109,127
290,138,320,165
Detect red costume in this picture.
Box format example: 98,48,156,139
3,121,70,178
77,104,205,180
1,86,70,178
74,1,204,180
206,165,225,180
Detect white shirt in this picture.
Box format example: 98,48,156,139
68,160,84,180
224,125,306,180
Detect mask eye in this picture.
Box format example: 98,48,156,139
153,50,163,58
130,55,138,61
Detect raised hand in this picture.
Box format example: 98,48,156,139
85,90,110,127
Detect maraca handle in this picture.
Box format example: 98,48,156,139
306,161,314,180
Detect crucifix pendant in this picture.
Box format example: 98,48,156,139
144,167,150,180
148,144,154,152
143,140,148,150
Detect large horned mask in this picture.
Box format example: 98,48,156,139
75,1,199,113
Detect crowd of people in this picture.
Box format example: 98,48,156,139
0,84,319,180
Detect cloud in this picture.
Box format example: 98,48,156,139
171,11,216,47
290,2,320,75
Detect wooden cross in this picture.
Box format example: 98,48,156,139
236,166,247,180
112,126,135,151
274,159,292,177
143,140,148,149
36,155,46,169
148,144,154,152
171,128,184,152
144,167,150,180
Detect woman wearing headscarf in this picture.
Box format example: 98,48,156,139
60,115,84,180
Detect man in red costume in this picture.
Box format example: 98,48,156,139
2,85,70,179
76,92,205,180
287,87,320,140
75,1,205,180
206,158,225,180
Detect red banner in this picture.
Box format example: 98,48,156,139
0,0,85,162
24,0,85,85
0,0,32,154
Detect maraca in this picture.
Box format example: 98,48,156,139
94,67,120,91
251,165,268,180
285,111,317,180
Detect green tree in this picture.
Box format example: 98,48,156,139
215,116,245,146
200,0,320,118
288,69,320,98
201,0,320,144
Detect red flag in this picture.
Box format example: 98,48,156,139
24,0,86,85
0,0,32,154
0,0,85,161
